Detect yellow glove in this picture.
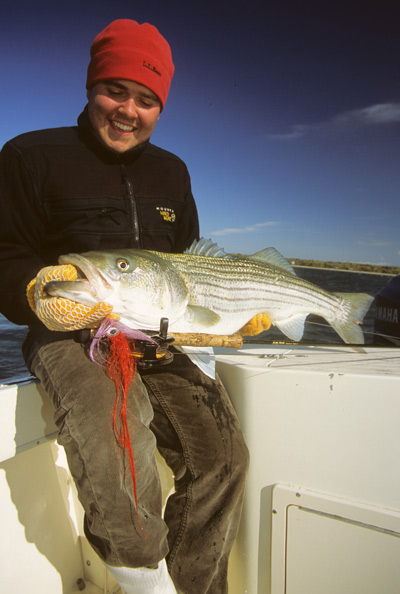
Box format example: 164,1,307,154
238,313,271,336
26,264,117,331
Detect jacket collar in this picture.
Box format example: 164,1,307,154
77,106,149,163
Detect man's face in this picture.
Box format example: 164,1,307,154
87,79,161,153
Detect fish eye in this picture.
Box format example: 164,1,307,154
116,258,130,272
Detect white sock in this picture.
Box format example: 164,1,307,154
106,558,177,594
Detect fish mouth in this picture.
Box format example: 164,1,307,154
58,253,114,301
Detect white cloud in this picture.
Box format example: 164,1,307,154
357,240,393,247
354,103,400,124
207,221,279,236
270,102,400,140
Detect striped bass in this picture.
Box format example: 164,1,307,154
45,238,374,344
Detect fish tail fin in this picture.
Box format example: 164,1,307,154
331,292,374,344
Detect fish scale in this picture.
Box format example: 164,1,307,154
168,255,343,319
46,238,374,344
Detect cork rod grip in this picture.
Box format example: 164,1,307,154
171,333,244,349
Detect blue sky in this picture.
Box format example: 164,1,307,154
1,0,399,265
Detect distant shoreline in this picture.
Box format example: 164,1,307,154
294,265,395,276
290,260,399,276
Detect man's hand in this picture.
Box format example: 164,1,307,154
27,264,116,331
238,313,271,336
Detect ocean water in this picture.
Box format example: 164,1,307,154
0,268,394,383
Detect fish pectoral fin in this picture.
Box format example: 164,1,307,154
185,305,221,328
274,314,308,342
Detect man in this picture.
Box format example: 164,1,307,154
0,19,249,594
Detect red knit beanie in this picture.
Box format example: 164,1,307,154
86,19,175,110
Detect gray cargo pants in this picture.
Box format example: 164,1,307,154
23,327,249,594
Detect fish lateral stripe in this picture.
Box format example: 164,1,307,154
48,239,374,344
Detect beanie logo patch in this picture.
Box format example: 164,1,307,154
143,61,161,77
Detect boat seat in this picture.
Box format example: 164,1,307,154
0,377,57,462
0,377,173,593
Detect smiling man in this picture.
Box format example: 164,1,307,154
87,79,161,152
0,19,249,594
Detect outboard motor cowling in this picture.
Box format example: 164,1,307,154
373,274,400,346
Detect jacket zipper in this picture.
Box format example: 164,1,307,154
121,163,141,248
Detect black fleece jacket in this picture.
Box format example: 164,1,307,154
0,107,200,326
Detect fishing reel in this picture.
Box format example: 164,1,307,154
133,318,175,369
78,317,176,369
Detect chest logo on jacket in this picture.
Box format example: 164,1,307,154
157,206,176,223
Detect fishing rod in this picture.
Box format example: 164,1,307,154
162,318,400,350
110,318,399,368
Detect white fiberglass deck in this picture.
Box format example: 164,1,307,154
1,344,400,593
216,344,400,593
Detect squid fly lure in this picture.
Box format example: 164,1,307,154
87,318,160,536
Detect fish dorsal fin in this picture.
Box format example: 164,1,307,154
250,247,296,275
185,238,232,258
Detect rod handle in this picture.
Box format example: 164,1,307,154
171,333,243,349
